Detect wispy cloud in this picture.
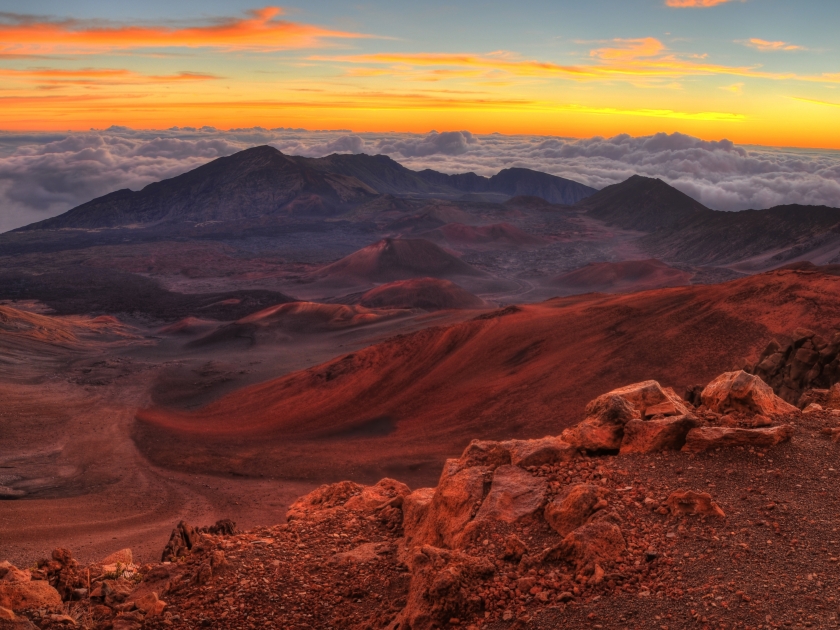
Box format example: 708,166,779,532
0,67,220,85
792,97,840,108
0,7,371,55
665,0,740,7
741,38,805,52
720,82,744,93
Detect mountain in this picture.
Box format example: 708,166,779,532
15,146,597,231
577,174,710,231
550,259,692,294
18,146,380,230
135,266,840,481
309,238,484,284
642,203,840,266
417,167,597,204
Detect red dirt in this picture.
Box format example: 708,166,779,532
551,259,693,294
421,222,548,249
352,277,487,310
135,269,840,483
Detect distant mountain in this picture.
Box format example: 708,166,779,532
419,222,548,249
576,175,710,231
642,204,840,266
16,146,597,231
417,167,596,204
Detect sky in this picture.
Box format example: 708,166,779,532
0,0,839,147
0,1,839,232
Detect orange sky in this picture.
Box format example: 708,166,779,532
1,3,838,148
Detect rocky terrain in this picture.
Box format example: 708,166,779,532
4,369,840,629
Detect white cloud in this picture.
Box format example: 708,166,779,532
0,127,838,232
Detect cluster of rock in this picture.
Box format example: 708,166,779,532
0,369,801,629
743,328,840,406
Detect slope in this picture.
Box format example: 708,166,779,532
551,259,693,294
134,267,840,482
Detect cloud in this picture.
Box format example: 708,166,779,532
0,127,839,232
0,7,370,55
741,38,805,52
665,0,739,7
0,67,220,85
374,131,478,157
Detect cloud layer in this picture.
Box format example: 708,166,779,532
0,127,838,232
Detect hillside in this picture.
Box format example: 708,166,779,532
577,175,710,231
420,222,548,249
135,267,840,482
309,238,484,284
551,259,692,294
344,277,487,310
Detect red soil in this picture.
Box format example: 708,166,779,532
134,269,840,483
352,278,486,310
421,222,548,248
551,259,693,294
238,301,400,332
309,238,482,285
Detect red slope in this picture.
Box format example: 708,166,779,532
421,222,548,248
134,269,840,482
353,278,486,310
551,259,693,293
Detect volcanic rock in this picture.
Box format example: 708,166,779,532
619,415,701,454
701,371,798,417
472,465,547,525
545,520,627,572
0,581,61,611
544,484,609,537
682,424,795,452
665,490,725,518
561,393,638,452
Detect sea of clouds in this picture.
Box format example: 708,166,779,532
1,126,839,232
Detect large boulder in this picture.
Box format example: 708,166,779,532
0,581,61,611
394,546,494,630
472,465,547,525
682,425,795,452
563,380,690,453
544,484,609,537
402,488,436,547
701,371,798,417
405,461,490,549
619,415,701,454
561,394,638,452
455,436,575,472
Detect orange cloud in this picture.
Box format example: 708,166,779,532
590,38,666,61
0,7,370,55
743,38,805,52
666,0,738,7
0,67,219,85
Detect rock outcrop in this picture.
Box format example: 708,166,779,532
702,370,798,417
746,329,840,405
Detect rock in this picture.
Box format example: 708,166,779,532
132,591,167,616
0,609,38,630
544,484,609,537
287,478,410,522
562,394,639,452
828,383,840,410
402,488,436,547
666,490,725,518
0,566,29,584
701,371,798,417
457,440,511,471
501,535,528,562
394,546,494,630
161,521,197,562
472,465,547,524
201,519,237,536
682,425,795,452
545,521,626,571
343,478,411,512
406,461,490,549
0,608,13,621
605,380,690,417
619,415,701,454
102,549,133,566
505,437,576,467
0,581,62,611
804,403,823,413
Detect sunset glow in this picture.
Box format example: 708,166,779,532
0,1,838,148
